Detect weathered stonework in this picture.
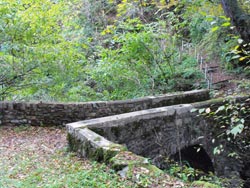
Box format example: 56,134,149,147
66,95,250,187
0,89,209,126
67,121,164,181
2,88,249,186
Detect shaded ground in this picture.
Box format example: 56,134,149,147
0,126,187,188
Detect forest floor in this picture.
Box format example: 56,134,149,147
0,126,134,188
200,56,250,97
0,126,189,188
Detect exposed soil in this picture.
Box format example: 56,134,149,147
200,57,250,97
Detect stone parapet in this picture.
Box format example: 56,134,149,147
0,89,209,126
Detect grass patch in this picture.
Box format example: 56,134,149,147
0,150,135,188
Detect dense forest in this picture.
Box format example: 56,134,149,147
0,0,249,102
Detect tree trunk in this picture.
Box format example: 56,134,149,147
221,0,250,43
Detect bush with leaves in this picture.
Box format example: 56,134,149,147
193,98,250,156
89,18,202,100
226,42,250,76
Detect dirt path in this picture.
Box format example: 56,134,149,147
200,56,250,97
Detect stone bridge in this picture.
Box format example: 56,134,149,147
1,89,249,186
65,91,250,187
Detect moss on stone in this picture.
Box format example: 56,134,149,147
103,150,117,163
113,159,163,180
191,181,221,188
93,136,101,142
109,151,162,175
138,163,163,175
67,133,80,152
103,144,126,163
85,145,104,162
109,151,144,170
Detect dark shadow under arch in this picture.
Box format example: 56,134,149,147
171,145,214,174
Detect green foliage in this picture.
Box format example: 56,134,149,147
191,180,221,188
226,42,250,75
0,0,89,101
90,19,202,99
0,0,246,102
168,161,198,182
186,0,250,76
193,98,250,156
167,160,222,187
0,149,135,188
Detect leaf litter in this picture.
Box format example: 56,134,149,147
0,126,189,188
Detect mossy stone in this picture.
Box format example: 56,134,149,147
191,180,221,188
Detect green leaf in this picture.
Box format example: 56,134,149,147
239,56,250,61
213,147,221,155
234,45,240,50
190,108,197,113
221,22,230,27
206,17,214,22
215,105,225,113
211,26,219,32
230,124,244,138
199,108,205,114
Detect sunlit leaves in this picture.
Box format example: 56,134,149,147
211,26,219,32
0,0,87,100
221,22,230,27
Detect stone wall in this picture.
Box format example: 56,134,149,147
0,89,209,126
68,104,215,171
66,95,250,186
86,104,225,175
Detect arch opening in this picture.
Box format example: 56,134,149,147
171,145,214,174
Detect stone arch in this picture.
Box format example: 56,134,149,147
171,144,214,174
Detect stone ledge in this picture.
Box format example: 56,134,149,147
66,104,191,130
67,127,125,162
67,125,164,180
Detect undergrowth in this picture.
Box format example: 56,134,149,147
0,148,136,188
